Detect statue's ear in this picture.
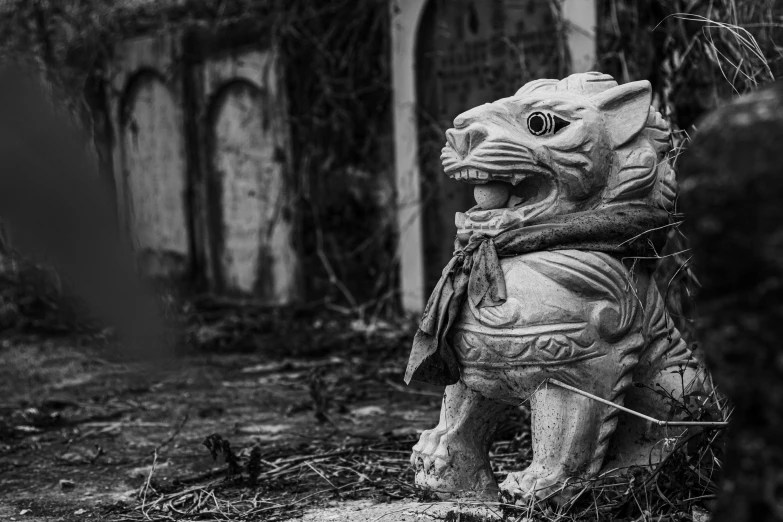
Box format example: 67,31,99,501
592,80,652,148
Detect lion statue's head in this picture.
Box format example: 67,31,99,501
442,72,677,239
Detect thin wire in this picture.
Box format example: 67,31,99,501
547,378,728,428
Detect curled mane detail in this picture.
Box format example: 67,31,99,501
602,107,677,211
515,72,678,212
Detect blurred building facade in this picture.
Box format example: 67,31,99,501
109,30,298,304
0,1,303,305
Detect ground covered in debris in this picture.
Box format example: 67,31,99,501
0,305,522,522
0,304,719,522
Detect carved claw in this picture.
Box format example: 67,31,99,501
411,427,445,473
500,465,569,501
411,424,498,498
411,426,460,478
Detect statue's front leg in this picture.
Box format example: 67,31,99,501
500,384,604,501
411,379,512,499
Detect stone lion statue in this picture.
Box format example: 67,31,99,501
405,72,708,501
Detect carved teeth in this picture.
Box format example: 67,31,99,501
451,167,524,185
452,168,493,182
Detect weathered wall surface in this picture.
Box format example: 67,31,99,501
123,75,190,275
110,34,190,279
202,50,298,303
107,34,298,303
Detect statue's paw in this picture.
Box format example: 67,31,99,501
410,426,498,498
411,426,450,475
500,465,568,501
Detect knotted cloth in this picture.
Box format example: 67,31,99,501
404,204,672,386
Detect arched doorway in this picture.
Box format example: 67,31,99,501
121,71,189,278
209,80,295,302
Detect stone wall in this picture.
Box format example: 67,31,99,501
106,30,299,304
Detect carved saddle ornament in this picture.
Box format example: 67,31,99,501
406,72,707,501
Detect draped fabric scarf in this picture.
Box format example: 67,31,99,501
404,204,672,386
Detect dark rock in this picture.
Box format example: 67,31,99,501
681,79,783,522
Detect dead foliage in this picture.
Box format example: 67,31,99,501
598,0,782,352
203,434,241,479
117,426,726,522
107,343,726,521
599,0,781,131
0,293,729,521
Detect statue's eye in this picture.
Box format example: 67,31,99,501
527,112,571,136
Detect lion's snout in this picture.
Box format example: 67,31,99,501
446,125,488,159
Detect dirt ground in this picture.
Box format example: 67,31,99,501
0,311,532,522
0,302,720,522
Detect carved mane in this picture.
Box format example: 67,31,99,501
516,72,677,212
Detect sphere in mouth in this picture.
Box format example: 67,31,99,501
474,182,510,210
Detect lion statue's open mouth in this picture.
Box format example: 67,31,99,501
443,162,558,239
